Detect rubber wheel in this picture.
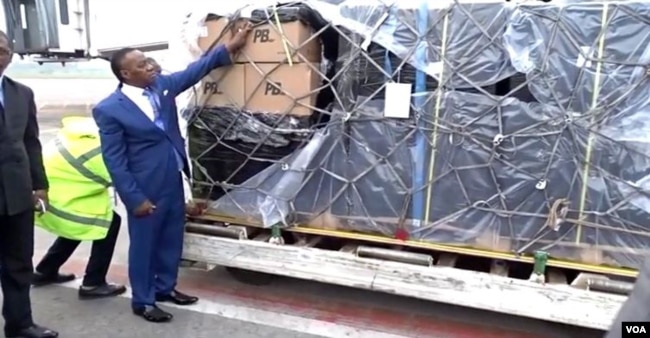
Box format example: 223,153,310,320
225,267,275,286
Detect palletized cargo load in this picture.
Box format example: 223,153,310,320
173,0,650,329
178,0,650,273
178,2,650,268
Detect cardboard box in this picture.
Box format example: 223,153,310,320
244,63,321,116
198,17,322,64
237,21,322,63
198,17,230,52
197,17,249,52
194,64,246,108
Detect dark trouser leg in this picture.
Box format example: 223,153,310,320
154,183,185,296
128,205,164,308
35,237,80,277
0,210,35,333
82,212,121,287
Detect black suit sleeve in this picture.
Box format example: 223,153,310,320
23,88,48,191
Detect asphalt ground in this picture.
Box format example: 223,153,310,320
0,78,606,338
25,286,322,338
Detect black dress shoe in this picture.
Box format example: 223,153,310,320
132,305,173,323
78,283,127,300
156,289,199,306
32,272,76,287
6,324,59,338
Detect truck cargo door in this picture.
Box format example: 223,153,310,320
1,0,90,58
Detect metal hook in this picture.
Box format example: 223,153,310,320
493,134,504,146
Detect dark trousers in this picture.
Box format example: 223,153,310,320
36,212,121,287
0,209,36,333
128,172,185,308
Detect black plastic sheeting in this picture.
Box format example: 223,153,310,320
187,106,311,201
335,28,499,106
183,1,650,270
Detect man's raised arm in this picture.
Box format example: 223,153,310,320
160,22,253,96
92,107,147,212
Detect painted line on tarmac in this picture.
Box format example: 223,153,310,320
58,278,411,338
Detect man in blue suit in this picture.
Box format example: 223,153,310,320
92,23,251,323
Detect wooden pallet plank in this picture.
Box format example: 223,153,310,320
183,233,626,331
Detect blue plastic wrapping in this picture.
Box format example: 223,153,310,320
176,0,650,270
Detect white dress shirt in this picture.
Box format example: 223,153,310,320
121,84,155,122
120,83,192,202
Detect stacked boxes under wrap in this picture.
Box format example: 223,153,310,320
186,7,326,201
179,1,650,270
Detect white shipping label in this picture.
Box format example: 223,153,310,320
384,83,412,119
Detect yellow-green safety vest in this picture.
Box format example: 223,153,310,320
35,116,113,241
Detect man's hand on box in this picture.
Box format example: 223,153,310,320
225,22,253,54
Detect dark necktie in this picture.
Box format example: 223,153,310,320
143,88,164,131
143,88,183,171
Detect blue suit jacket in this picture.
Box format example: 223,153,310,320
93,45,231,213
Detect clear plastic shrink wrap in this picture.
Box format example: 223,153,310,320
174,0,650,270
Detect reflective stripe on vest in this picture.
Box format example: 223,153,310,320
47,204,112,228
55,138,110,187
77,147,102,164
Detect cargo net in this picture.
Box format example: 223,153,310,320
179,1,650,270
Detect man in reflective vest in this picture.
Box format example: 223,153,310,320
32,116,126,299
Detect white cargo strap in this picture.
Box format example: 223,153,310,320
55,138,111,188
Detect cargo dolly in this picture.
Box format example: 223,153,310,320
182,213,630,331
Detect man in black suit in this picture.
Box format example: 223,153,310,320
0,31,58,338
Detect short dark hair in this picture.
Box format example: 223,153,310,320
110,47,136,82
0,30,12,50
